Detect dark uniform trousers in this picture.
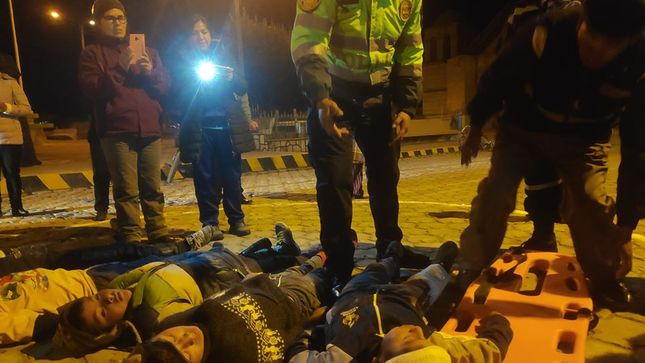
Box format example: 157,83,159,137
307,85,403,280
460,122,621,288
524,161,562,225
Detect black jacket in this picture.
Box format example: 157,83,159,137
468,7,645,228
287,281,513,362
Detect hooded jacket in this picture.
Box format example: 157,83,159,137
0,72,32,145
78,36,170,138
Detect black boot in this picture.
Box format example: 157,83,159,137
11,208,29,217
9,190,29,217
520,221,557,252
431,241,460,273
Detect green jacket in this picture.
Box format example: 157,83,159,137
291,0,423,117
109,262,203,339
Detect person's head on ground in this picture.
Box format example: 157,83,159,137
54,288,134,354
578,0,644,69
189,15,213,52
129,325,205,363
70,289,132,334
94,0,127,39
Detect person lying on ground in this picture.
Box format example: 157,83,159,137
0,223,303,348
123,252,331,363
286,241,513,363
52,223,313,355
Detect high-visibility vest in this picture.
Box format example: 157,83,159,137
291,0,423,86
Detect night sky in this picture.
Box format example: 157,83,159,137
0,0,510,121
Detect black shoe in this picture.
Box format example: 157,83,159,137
591,281,632,311
241,195,253,205
94,210,108,221
383,240,431,269
229,221,251,236
432,241,460,273
274,222,301,256
519,232,558,252
240,237,272,257
11,208,29,217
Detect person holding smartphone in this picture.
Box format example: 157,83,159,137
169,15,257,241
79,0,176,244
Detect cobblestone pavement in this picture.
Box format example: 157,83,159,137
0,149,643,362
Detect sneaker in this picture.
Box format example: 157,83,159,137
241,194,253,205
240,237,272,257
431,241,460,273
185,225,224,250
274,222,301,256
519,232,558,252
94,210,108,221
229,221,251,236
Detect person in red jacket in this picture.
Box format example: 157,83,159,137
79,0,174,244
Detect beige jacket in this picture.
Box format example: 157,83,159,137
0,73,32,145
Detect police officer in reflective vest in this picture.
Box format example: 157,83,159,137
460,0,643,309
291,0,423,285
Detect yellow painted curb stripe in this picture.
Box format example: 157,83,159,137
246,158,264,172
293,154,308,168
272,156,287,170
39,174,69,190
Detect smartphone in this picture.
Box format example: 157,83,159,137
129,34,146,64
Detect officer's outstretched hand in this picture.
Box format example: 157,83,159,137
391,111,411,143
461,126,482,166
317,98,348,138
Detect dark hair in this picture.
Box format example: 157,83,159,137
187,14,210,35
66,297,94,333
584,0,645,37
141,340,188,363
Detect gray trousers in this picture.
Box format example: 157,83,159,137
460,123,621,287
101,136,167,242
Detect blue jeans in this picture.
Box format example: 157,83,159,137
193,128,244,227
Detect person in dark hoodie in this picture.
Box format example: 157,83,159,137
170,14,257,240
79,0,174,244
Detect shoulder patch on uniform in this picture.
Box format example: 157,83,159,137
298,0,321,13
399,0,412,21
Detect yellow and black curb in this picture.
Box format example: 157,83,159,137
4,146,458,194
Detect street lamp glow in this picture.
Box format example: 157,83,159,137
196,61,217,82
49,10,61,19
89,19,96,26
